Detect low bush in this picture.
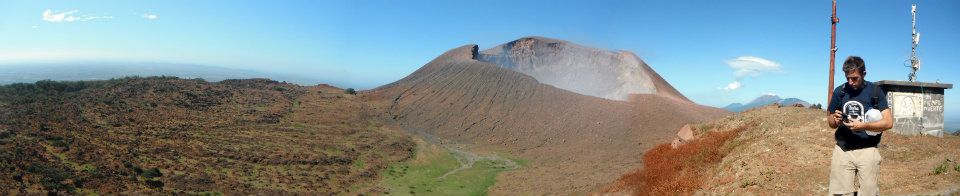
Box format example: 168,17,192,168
142,168,163,178
932,159,950,175
146,179,164,189
27,163,76,192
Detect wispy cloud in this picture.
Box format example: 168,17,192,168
42,9,112,23
719,56,781,91
728,56,781,78
142,13,158,20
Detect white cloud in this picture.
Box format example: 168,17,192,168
142,13,158,20
727,56,781,78
42,9,111,23
721,81,741,91
42,10,79,22
720,56,781,91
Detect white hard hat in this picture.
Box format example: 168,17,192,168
864,109,882,136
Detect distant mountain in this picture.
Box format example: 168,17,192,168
780,98,810,106
0,62,321,86
724,94,810,112
946,118,960,135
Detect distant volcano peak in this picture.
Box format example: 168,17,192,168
476,36,689,102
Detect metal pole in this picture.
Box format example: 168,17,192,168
828,0,839,106
910,4,919,82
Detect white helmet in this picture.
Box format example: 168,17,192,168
864,109,882,136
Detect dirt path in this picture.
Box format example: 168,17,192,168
439,144,519,180
406,128,519,180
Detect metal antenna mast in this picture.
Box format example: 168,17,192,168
909,4,920,82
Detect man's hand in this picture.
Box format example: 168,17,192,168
843,120,865,131
831,110,843,124
828,110,844,128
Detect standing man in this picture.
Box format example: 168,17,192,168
827,56,894,196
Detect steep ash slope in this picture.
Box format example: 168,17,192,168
370,42,727,194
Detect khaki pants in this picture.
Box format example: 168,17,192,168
829,145,881,196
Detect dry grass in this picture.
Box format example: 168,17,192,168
0,77,415,195
605,124,749,195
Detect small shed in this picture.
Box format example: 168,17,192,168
877,80,953,137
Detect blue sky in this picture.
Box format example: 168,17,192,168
1,1,958,125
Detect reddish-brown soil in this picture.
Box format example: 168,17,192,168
601,106,960,195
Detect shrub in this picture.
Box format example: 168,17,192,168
933,160,950,175
46,136,69,148
50,139,69,148
142,168,163,178
83,164,100,176
35,80,92,93
146,179,164,189
27,163,75,192
344,88,356,95
133,166,144,175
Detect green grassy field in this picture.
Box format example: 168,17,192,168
379,140,520,196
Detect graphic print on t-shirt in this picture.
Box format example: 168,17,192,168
843,101,865,124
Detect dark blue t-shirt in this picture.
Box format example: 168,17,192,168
827,81,889,151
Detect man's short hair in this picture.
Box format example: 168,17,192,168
842,56,866,74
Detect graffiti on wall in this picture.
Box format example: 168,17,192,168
887,91,945,135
